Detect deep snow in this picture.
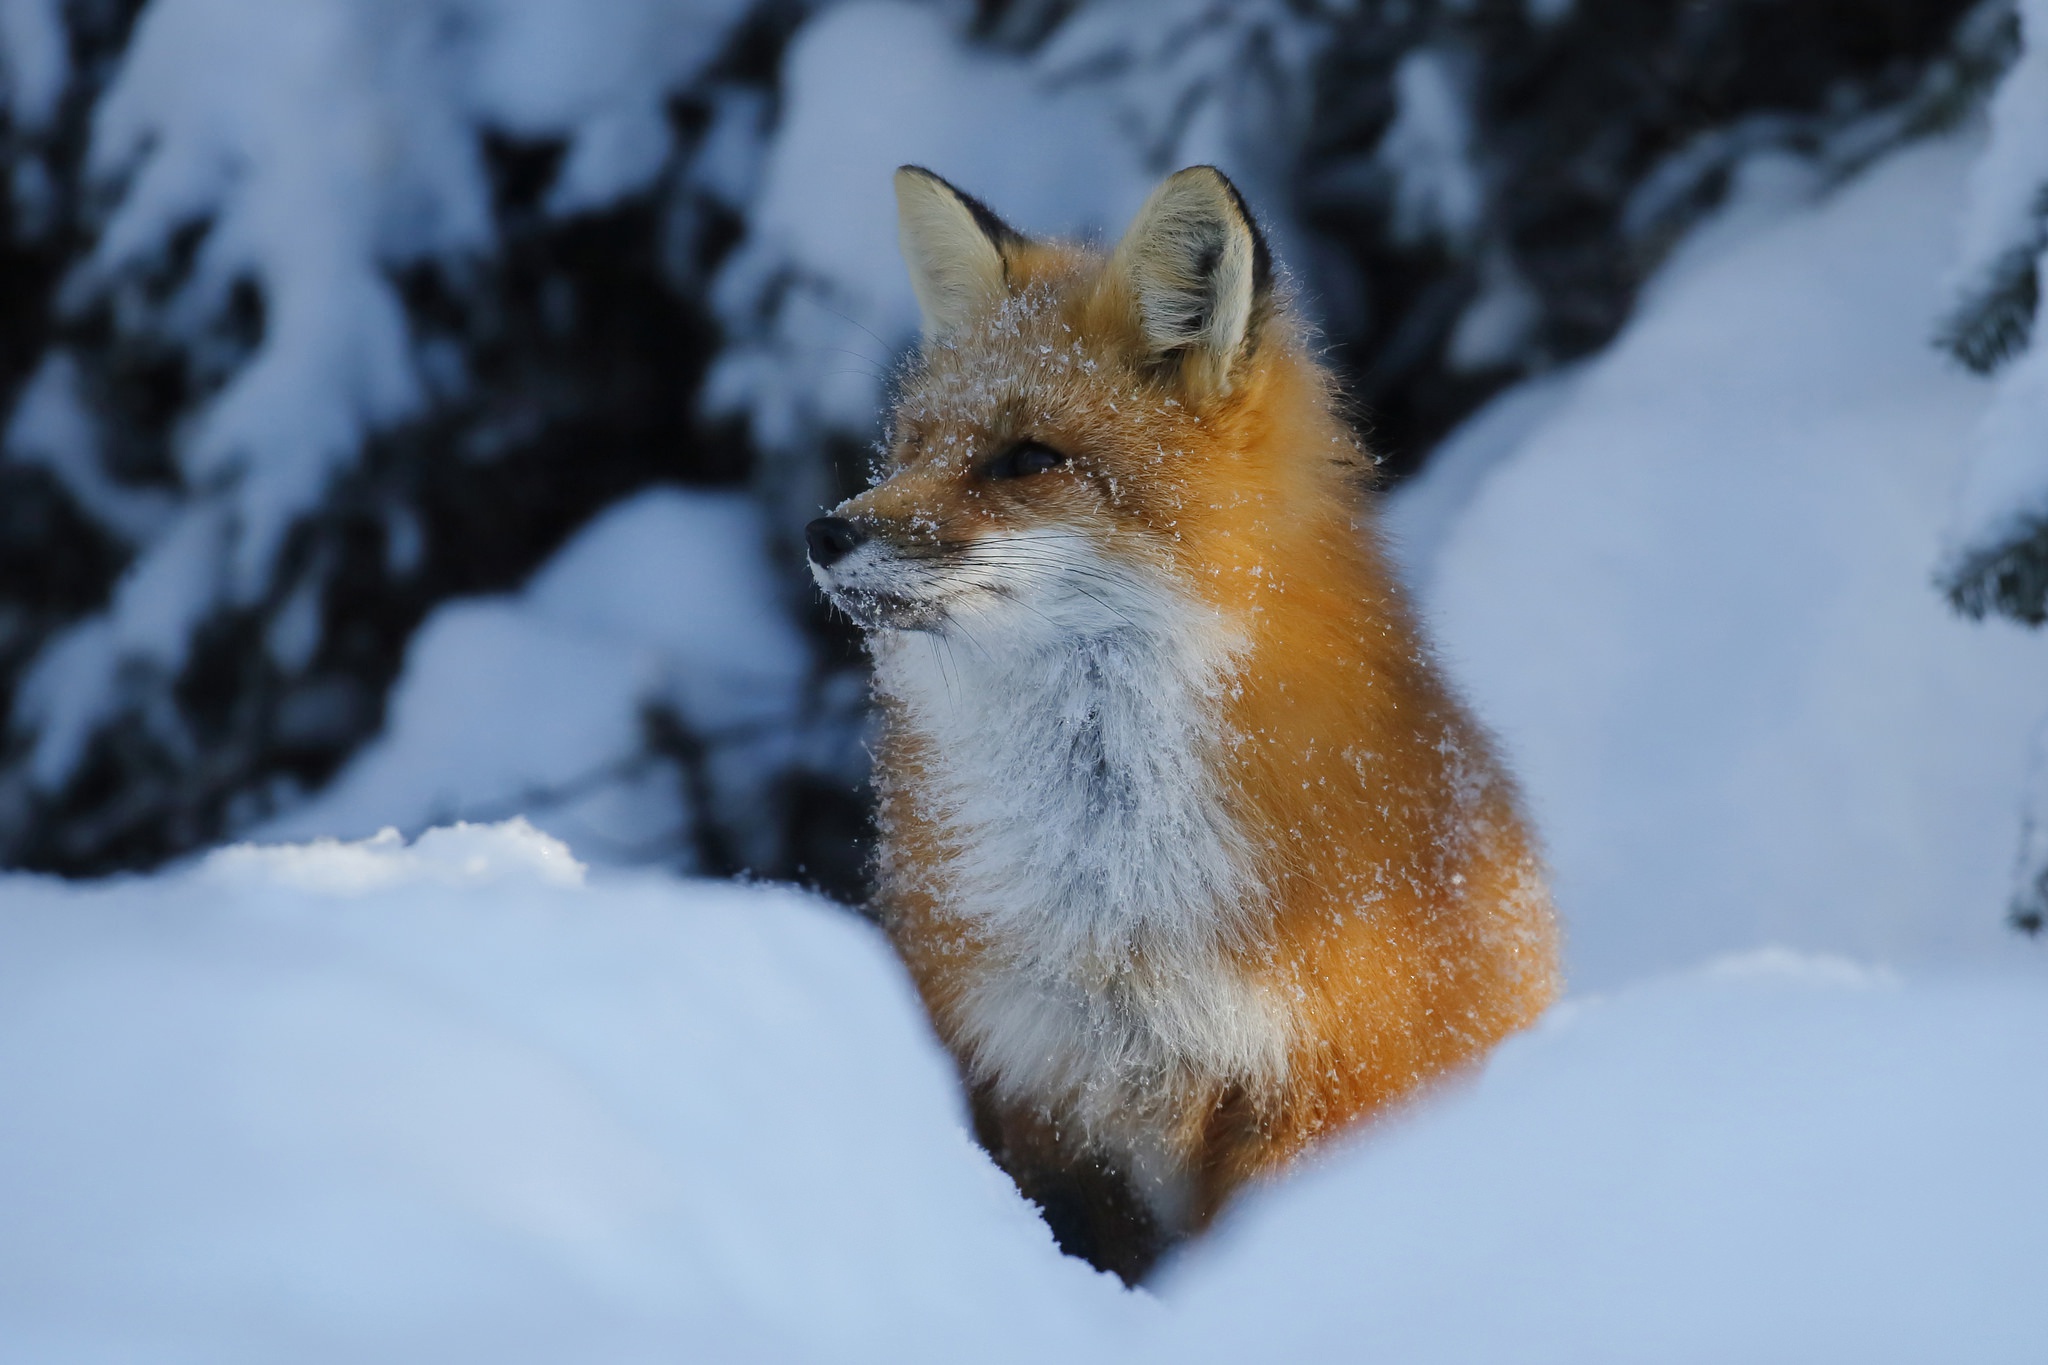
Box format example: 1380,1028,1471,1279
0,822,1140,1364
1165,952,2048,1365
2,824,2042,1362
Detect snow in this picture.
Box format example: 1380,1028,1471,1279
3,351,171,546
1383,362,1583,592
1446,245,1540,371
0,0,1329,815
1951,0,2048,296
0,821,1139,1362
8,23,2048,1358
3,823,2041,1360
207,818,587,892
707,0,1326,520
707,0,1152,477
1162,952,2048,1364
520,486,808,732
11,0,758,791
1950,326,2048,572
0,0,65,132
1036,0,1331,178
1378,47,1483,247
1390,139,2048,987
1942,0,2048,574
260,487,810,866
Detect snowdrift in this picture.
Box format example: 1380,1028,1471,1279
2,822,2042,1362
1166,952,2048,1364
0,821,1136,1363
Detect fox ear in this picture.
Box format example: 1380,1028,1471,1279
1111,166,1272,397
895,166,1024,341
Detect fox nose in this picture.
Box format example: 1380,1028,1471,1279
806,516,866,568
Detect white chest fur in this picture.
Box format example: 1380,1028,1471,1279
869,539,1294,1171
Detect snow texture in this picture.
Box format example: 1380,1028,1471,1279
708,2,1144,481
1161,952,2048,1364
3,350,172,546
1952,0,2048,298
0,0,1339,845
9,0,754,789
259,487,810,866
2,822,2041,1360
0,0,65,131
0,820,1141,1363
1391,138,2048,985
1036,0,1332,179
1377,46,1483,248
1944,0,2048,571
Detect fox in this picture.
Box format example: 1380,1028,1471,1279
806,164,1560,1284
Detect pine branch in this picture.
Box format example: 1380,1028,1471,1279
1937,240,2040,374
1940,513,2048,624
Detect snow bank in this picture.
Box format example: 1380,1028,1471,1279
4,824,2041,1360
1391,137,2048,986
0,821,1137,1363
259,486,811,866
1160,952,2048,1364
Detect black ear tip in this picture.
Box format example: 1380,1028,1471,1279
1178,165,1272,299
899,167,1025,252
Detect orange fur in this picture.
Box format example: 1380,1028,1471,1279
817,168,1559,1279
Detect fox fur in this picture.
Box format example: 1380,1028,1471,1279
808,164,1561,1283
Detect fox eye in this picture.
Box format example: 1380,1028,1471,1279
984,441,1068,481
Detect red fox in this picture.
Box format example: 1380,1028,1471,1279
806,165,1560,1283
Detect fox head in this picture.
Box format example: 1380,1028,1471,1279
808,165,1345,649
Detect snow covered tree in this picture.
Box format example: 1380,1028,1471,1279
1936,0,2048,933
0,0,859,881
0,0,2008,884
1293,0,1999,470
1942,0,2048,630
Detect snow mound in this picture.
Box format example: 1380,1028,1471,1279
1161,954,2048,1364
0,821,1136,1363
204,818,587,894
4,825,2042,1360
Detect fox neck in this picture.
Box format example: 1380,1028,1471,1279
873,561,1255,961
871,556,1293,1150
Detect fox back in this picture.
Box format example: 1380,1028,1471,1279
807,165,1560,1283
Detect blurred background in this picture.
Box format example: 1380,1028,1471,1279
1,0,2046,975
